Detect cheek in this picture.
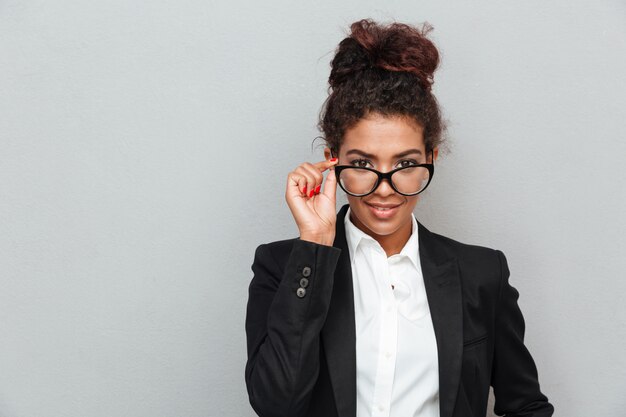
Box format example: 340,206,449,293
406,195,420,208
346,197,368,219
346,196,361,211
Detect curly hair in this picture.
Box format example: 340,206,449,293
317,18,448,157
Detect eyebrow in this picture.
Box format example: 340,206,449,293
345,148,423,159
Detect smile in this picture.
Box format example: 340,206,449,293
365,202,402,218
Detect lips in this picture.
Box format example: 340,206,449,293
365,201,402,219
366,202,402,209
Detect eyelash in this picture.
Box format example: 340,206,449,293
349,158,420,168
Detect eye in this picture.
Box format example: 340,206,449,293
397,159,419,168
349,158,372,168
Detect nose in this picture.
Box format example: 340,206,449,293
372,177,396,197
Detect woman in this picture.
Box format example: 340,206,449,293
245,19,554,417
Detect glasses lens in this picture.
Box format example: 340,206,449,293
391,166,431,195
338,168,378,196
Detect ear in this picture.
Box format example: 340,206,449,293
431,147,439,163
324,147,333,161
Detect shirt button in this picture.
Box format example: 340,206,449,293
378,405,385,412
302,266,312,277
386,306,392,313
299,277,309,288
385,351,392,359
296,287,306,298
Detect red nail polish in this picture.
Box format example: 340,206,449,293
303,186,307,194
330,158,338,162
309,190,315,197
314,185,321,194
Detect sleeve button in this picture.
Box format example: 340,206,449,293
299,278,309,288
302,266,312,277
296,287,307,298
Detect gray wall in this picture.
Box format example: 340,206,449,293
1,1,625,416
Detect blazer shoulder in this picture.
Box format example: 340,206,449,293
426,227,499,256
423,226,502,278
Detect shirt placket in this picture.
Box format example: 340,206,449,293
371,253,397,417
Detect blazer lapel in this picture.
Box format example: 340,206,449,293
321,203,356,417
418,220,463,417
321,204,463,417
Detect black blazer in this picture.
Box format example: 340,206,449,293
245,203,554,417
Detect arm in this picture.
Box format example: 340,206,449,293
491,249,555,417
245,239,341,417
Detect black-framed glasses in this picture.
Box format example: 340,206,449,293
334,149,434,197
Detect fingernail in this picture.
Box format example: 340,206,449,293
330,158,338,162
309,190,315,197
302,186,307,194
314,185,321,194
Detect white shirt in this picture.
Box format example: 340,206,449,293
344,206,440,417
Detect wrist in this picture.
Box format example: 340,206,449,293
299,233,335,247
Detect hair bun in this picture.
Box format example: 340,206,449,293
329,19,440,92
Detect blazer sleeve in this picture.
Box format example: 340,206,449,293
491,249,555,417
245,238,342,417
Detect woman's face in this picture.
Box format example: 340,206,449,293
325,112,437,240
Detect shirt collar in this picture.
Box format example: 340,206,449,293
344,205,420,269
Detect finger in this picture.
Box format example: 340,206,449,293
312,158,339,172
285,173,309,216
301,163,324,195
297,165,315,198
322,166,337,200
294,167,316,198
286,172,308,200
308,159,338,196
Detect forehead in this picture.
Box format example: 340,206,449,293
342,113,425,155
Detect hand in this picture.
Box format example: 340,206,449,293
285,158,339,246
